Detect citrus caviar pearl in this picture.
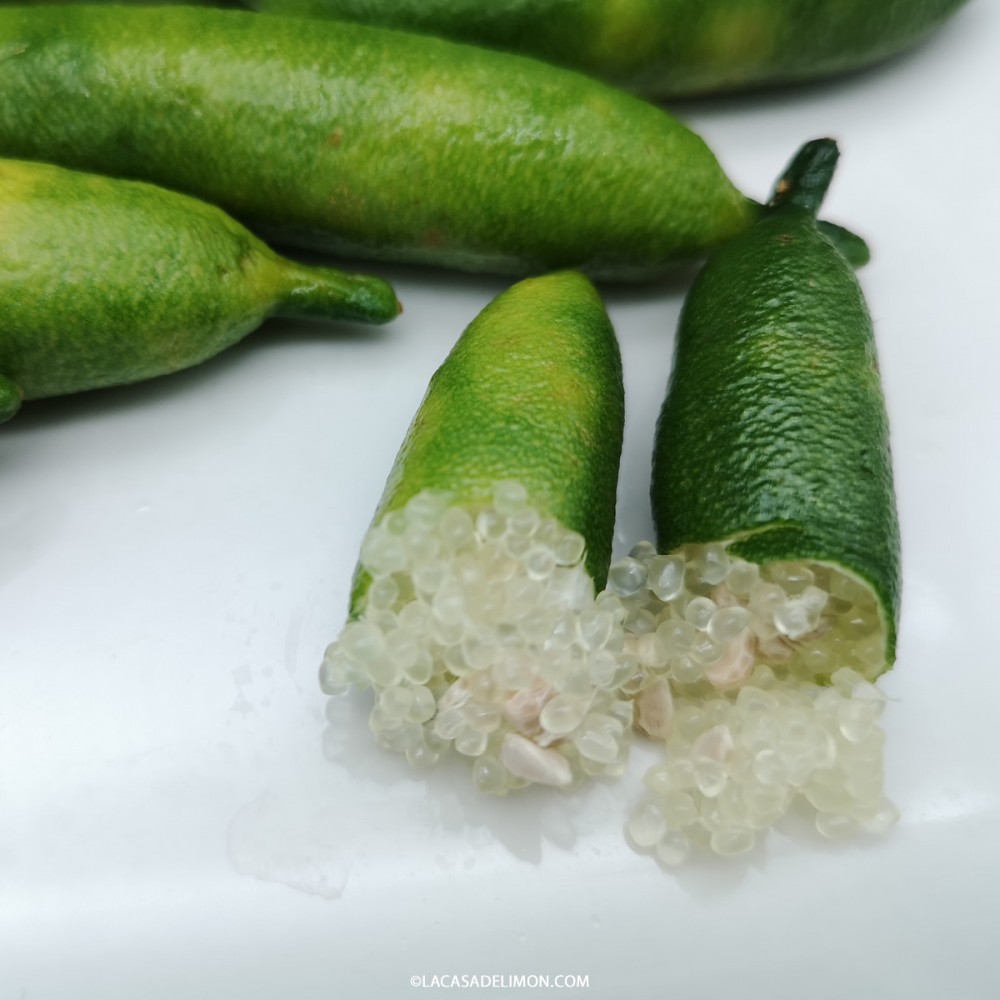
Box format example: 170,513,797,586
613,541,893,860
322,482,636,792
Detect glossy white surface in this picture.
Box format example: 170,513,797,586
2,6,999,997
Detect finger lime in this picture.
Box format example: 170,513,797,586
651,138,900,675
0,5,755,280
610,140,902,858
248,0,970,98
322,272,633,791
0,158,399,422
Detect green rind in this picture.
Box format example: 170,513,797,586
0,157,398,404
245,0,969,97
0,5,753,280
651,203,901,676
350,271,624,617
0,372,22,423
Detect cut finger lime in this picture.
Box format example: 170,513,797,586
614,140,902,859
321,272,634,791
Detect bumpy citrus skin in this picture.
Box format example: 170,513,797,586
0,5,753,281
350,271,624,615
0,158,399,422
248,0,970,97
651,141,901,672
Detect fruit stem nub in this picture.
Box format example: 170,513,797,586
275,262,402,325
768,138,840,218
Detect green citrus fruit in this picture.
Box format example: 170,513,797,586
610,140,902,858
0,158,399,422
322,272,633,791
0,5,758,280
650,138,901,681
246,0,970,98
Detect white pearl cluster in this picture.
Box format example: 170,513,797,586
320,479,896,861
321,481,635,792
608,542,895,862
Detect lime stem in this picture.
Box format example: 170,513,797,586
275,263,402,325
768,138,840,217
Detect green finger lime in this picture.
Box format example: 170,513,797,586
609,140,902,859
321,272,633,792
247,0,970,98
650,138,900,679
0,158,400,422
0,5,758,280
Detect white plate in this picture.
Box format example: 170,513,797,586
2,5,999,997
